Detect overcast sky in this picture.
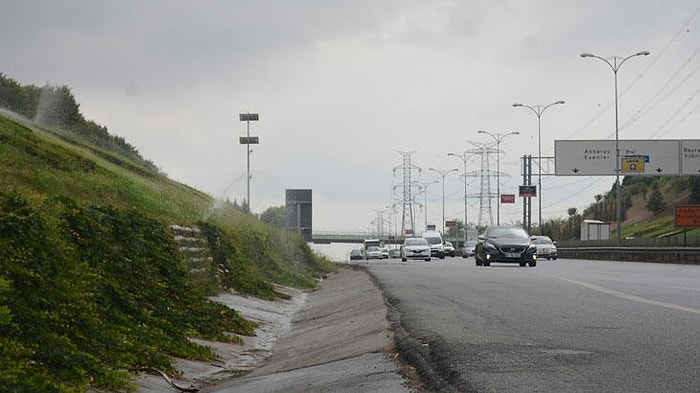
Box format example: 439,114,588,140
2,1,699,234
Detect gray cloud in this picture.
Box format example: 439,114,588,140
2,0,699,230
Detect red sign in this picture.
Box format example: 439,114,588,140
501,194,515,204
675,205,700,228
405,229,414,235
445,220,456,227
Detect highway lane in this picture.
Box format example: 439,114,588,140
366,257,700,392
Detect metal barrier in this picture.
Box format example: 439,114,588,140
558,246,700,264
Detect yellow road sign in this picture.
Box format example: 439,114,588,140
622,157,645,173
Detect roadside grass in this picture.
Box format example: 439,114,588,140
621,214,700,239
0,114,334,391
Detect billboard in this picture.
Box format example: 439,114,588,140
501,194,515,203
519,185,536,197
285,189,312,242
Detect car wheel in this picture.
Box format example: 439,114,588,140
528,261,537,267
519,262,527,267
483,260,490,266
426,257,431,261
401,257,407,262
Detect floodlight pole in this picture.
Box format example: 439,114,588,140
239,112,259,213
580,51,649,244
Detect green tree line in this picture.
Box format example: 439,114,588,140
0,72,157,171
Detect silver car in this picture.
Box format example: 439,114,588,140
401,237,431,262
532,236,558,260
443,241,456,257
365,246,383,260
462,240,478,258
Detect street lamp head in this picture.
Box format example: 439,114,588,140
512,131,520,135
637,51,650,56
477,130,487,134
580,52,594,58
554,100,565,105
512,103,524,107
447,153,456,157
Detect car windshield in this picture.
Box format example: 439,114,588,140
532,237,553,244
405,238,427,246
424,236,441,244
367,246,380,251
487,227,529,239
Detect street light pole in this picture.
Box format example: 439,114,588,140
512,100,565,235
429,168,458,234
419,180,439,233
477,130,520,226
580,50,650,245
447,152,469,245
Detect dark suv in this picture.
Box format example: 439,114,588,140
475,226,537,267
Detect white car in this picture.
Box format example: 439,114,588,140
422,231,445,259
365,246,383,260
532,235,558,260
401,237,431,262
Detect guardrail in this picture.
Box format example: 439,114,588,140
558,246,700,264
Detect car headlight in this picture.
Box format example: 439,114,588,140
528,245,537,252
484,243,497,251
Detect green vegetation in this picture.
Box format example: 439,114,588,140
0,81,334,391
444,174,700,242
538,175,700,241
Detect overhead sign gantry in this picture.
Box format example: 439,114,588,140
554,139,700,176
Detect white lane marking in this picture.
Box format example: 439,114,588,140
554,276,700,316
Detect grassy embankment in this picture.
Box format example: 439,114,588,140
0,114,334,392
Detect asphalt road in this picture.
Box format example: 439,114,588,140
366,257,700,392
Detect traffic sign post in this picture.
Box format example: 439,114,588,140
675,204,700,247
675,205,700,228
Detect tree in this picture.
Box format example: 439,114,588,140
687,176,700,204
260,205,286,227
646,186,665,214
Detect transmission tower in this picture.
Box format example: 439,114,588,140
468,142,503,227
393,151,421,237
